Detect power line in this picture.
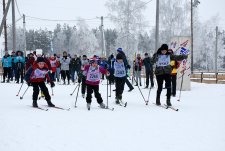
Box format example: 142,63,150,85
132,0,154,13
15,0,22,17
26,16,100,22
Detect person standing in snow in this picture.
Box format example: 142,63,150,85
24,57,55,108
114,53,127,104
107,54,116,85
49,55,60,81
1,51,12,83
152,44,187,106
142,53,154,88
60,51,71,85
133,53,143,86
14,51,25,83
168,49,179,97
79,55,89,98
70,54,81,83
83,56,109,110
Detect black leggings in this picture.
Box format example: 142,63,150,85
86,84,103,104
32,82,51,101
156,74,171,100
3,67,11,81
61,70,70,82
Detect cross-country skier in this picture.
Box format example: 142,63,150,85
24,57,55,108
114,53,127,104
152,44,187,106
83,56,109,110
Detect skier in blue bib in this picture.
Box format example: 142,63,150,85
114,53,127,104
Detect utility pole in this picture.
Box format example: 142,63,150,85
191,0,200,73
215,26,218,73
0,0,12,37
155,0,159,51
3,0,8,51
12,0,16,52
100,16,104,57
126,0,130,51
191,0,194,74
23,14,26,56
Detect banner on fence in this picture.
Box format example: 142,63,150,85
170,36,191,91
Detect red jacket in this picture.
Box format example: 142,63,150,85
25,62,51,83
49,57,59,72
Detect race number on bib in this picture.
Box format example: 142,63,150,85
157,55,170,67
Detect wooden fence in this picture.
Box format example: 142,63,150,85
191,72,225,84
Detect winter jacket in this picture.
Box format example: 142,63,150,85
117,51,130,69
84,65,107,86
107,56,116,73
2,55,12,68
60,57,70,71
70,58,81,71
49,58,59,73
170,60,179,75
142,57,153,72
24,62,51,83
26,57,35,70
152,50,187,75
14,56,25,69
134,57,143,71
100,60,108,69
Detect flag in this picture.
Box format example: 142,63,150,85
180,47,189,55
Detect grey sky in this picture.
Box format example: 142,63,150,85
1,0,225,50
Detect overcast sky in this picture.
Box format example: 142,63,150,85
1,0,225,50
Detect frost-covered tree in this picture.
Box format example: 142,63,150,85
159,0,190,45
104,29,118,56
105,0,147,58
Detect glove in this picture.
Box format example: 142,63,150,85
27,82,32,86
78,78,81,83
50,82,55,88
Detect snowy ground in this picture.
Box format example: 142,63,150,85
0,80,225,151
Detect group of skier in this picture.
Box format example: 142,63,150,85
1,43,187,110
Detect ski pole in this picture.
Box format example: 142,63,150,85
20,86,29,100
147,87,152,105
106,78,109,107
70,84,79,96
74,83,81,108
51,87,54,96
133,78,148,105
177,73,184,102
109,81,111,97
16,82,24,96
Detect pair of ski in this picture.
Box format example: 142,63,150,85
31,105,70,111
152,103,179,111
116,100,127,108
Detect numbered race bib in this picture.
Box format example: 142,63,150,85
50,60,56,67
114,62,126,77
87,66,100,82
31,69,48,79
156,55,170,67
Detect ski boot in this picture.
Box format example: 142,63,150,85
33,100,38,108
115,97,120,104
87,103,91,110
166,99,172,106
82,94,85,98
47,100,55,107
99,103,106,109
156,98,161,106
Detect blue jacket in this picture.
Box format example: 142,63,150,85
14,56,25,69
2,55,12,67
14,56,25,64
